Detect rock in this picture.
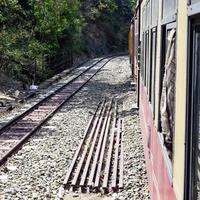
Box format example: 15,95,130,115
5,187,17,195
32,192,38,199
6,165,17,171
57,186,65,199
72,193,79,198
0,174,8,183
112,193,121,200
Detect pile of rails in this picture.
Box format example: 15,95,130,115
64,99,124,193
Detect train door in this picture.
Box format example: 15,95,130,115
186,18,200,200
185,1,200,199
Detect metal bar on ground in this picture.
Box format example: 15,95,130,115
2,132,29,137
119,119,124,189
71,101,107,186
102,102,117,188
111,118,121,189
10,127,32,130
63,101,104,186
94,100,113,188
81,101,112,187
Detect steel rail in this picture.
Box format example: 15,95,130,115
63,100,124,192
63,100,103,186
0,56,115,165
0,56,111,135
119,119,124,189
94,100,113,188
71,101,107,186
84,101,112,187
102,102,117,188
0,59,93,113
111,118,121,188
64,100,106,185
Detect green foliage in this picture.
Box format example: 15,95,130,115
0,0,133,84
82,0,133,53
130,0,137,7
0,0,82,84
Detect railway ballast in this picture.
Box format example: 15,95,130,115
0,56,149,200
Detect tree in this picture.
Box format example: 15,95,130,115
0,0,82,84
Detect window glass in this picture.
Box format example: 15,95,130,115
191,0,200,4
151,0,158,26
141,33,145,82
162,0,176,19
150,29,157,116
192,26,200,200
146,1,151,28
145,32,150,88
141,8,146,82
142,7,146,33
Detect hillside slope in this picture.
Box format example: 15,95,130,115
0,0,134,86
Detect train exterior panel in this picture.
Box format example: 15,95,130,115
140,82,176,200
129,0,200,199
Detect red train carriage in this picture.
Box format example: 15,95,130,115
129,0,200,199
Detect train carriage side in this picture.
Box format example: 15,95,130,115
129,0,200,199
138,0,177,199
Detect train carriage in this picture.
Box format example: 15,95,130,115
130,0,200,199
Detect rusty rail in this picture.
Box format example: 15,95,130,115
0,56,114,166
63,99,124,193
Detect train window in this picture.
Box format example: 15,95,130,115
145,32,150,88
151,0,159,27
159,25,176,159
142,7,146,33
141,33,145,82
191,0,199,4
150,28,157,117
141,7,146,83
146,1,151,29
162,0,177,20
187,24,200,200
188,1,200,16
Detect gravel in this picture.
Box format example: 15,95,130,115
0,58,101,128
0,56,150,200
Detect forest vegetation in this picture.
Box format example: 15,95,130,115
0,0,135,85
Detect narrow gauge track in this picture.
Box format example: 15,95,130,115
0,59,91,117
0,56,114,166
64,99,124,193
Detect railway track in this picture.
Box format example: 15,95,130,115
0,59,92,117
63,99,124,193
0,56,115,166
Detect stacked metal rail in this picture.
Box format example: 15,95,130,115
63,99,124,193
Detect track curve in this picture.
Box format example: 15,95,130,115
0,56,115,166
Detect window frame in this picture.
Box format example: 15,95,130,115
150,27,157,118
185,18,200,200
188,2,200,16
151,0,159,28
161,0,177,25
158,22,176,130
141,32,146,83
157,22,176,183
145,31,150,89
